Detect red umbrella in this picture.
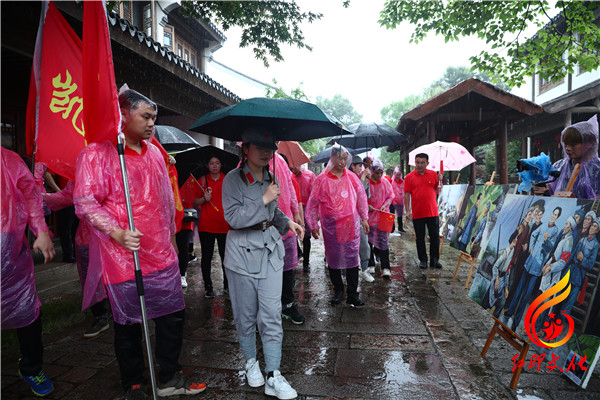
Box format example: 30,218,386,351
277,141,311,168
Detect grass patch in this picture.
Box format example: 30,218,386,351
2,295,86,351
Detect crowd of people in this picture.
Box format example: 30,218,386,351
2,85,598,399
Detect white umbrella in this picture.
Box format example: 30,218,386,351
408,141,476,172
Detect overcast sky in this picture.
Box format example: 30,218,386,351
205,0,493,123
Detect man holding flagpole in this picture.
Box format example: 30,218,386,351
74,88,206,399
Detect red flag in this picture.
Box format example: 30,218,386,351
31,1,85,180
83,0,120,144
179,174,203,209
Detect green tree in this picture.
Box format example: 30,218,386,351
315,94,363,127
180,1,349,67
481,140,523,176
379,1,600,87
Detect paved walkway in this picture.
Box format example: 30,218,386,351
2,231,599,399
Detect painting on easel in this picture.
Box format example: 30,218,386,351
468,194,600,388
437,184,468,241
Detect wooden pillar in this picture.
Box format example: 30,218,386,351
498,119,508,184
428,120,436,143
467,136,476,185
449,171,455,183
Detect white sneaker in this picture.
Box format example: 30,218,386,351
359,270,375,283
181,275,188,288
382,269,391,278
245,358,265,388
367,267,375,274
265,370,297,399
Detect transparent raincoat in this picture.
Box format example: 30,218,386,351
1,149,48,329
74,140,184,324
368,160,394,250
45,180,106,309
305,145,368,269
548,115,600,199
270,153,299,271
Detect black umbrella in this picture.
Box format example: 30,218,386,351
174,145,239,187
327,122,406,149
154,125,201,152
313,146,371,164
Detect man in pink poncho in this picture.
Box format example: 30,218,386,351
1,148,56,397
74,89,205,399
367,159,395,278
291,164,316,272
271,150,305,325
306,144,369,307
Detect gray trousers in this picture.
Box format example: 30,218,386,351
226,265,283,371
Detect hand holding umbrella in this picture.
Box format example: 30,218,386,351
195,178,219,212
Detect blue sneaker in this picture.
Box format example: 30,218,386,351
19,369,54,397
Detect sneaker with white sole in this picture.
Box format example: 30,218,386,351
265,370,297,399
382,269,391,278
245,358,265,387
359,270,375,282
367,267,375,274
156,370,206,396
181,275,188,288
83,315,110,338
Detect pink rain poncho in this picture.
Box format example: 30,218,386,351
1,148,49,329
292,165,316,231
548,115,600,199
45,180,106,309
270,153,300,271
367,160,394,250
74,140,184,324
306,145,368,269
391,168,404,206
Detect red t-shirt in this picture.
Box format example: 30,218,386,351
384,176,392,184
403,169,439,219
291,178,302,205
198,172,229,234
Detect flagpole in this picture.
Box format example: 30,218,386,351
117,134,158,400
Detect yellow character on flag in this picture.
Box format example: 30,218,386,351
49,70,85,137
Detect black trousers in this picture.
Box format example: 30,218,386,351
413,216,440,264
17,314,43,376
369,244,390,270
282,269,295,305
175,229,192,276
329,267,359,300
113,309,185,389
302,220,311,267
199,231,227,291
57,205,78,260
90,299,108,318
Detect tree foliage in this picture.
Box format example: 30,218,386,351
315,94,363,127
380,65,504,127
379,1,600,87
180,1,327,67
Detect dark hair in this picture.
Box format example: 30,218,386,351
386,168,393,175
562,127,582,146
509,230,519,243
415,153,429,161
118,89,157,114
553,207,562,218
279,153,290,166
476,193,482,200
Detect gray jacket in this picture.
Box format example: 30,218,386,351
222,164,290,278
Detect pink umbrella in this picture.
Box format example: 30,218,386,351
408,141,476,172
276,141,311,168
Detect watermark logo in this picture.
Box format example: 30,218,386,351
523,271,575,348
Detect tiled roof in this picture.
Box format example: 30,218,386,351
107,9,240,103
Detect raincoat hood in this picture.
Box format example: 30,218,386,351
325,143,352,172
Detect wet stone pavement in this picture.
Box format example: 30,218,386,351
2,229,600,400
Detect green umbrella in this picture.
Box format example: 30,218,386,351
189,97,350,142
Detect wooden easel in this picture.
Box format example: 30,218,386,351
454,173,460,184
553,164,580,198
452,251,477,289
484,171,495,186
439,235,445,255
481,316,529,390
